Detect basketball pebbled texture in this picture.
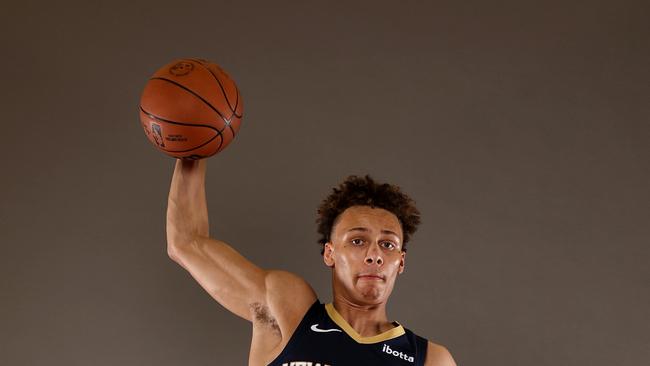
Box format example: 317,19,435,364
139,58,243,159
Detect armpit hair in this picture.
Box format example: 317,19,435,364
250,302,280,334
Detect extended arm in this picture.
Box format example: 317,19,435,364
166,159,316,323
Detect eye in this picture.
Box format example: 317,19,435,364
351,238,364,246
381,241,396,250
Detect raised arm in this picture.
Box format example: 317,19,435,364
165,159,316,324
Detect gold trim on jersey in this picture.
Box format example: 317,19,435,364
324,303,405,344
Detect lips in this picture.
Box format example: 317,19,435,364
358,274,384,280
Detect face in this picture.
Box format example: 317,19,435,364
323,206,405,305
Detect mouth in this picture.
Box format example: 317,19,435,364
358,274,385,281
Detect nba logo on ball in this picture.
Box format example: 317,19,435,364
139,58,243,159
150,122,165,147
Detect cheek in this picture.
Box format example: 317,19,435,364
336,252,354,269
333,250,363,275
387,256,404,274
386,253,402,265
337,246,363,263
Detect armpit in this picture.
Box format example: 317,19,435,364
250,302,281,334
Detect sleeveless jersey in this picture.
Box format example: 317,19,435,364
267,299,428,366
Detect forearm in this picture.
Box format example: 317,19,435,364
166,159,209,253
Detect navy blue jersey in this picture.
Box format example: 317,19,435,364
268,300,428,366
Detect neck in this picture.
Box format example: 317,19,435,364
331,294,394,337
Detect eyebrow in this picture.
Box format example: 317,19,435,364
346,227,400,237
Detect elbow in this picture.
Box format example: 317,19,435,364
167,234,201,263
166,223,190,261
167,244,180,262
166,233,190,263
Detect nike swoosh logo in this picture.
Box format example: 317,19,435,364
310,324,342,333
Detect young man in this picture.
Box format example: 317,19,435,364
167,159,457,366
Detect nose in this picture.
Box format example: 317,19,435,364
364,243,383,266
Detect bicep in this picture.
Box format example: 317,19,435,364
169,237,317,325
170,237,268,321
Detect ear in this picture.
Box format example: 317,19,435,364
323,242,335,267
398,250,406,274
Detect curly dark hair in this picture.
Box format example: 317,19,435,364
316,175,421,254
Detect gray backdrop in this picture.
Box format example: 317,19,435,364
1,0,648,365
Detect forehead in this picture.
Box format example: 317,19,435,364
334,206,402,237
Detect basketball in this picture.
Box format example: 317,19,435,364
139,58,243,159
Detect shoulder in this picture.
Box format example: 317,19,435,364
264,270,318,329
424,341,457,366
264,270,317,305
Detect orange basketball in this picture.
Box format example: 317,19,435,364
139,58,243,159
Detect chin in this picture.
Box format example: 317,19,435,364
358,286,384,302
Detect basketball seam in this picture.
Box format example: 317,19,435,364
203,66,237,138
201,64,235,138
190,59,235,112
140,106,225,153
140,106,221,132
187,60,239,138
160,132,222,153
233,84,243,119
185,58,242,120
186,58,238,115
149,76,232,129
